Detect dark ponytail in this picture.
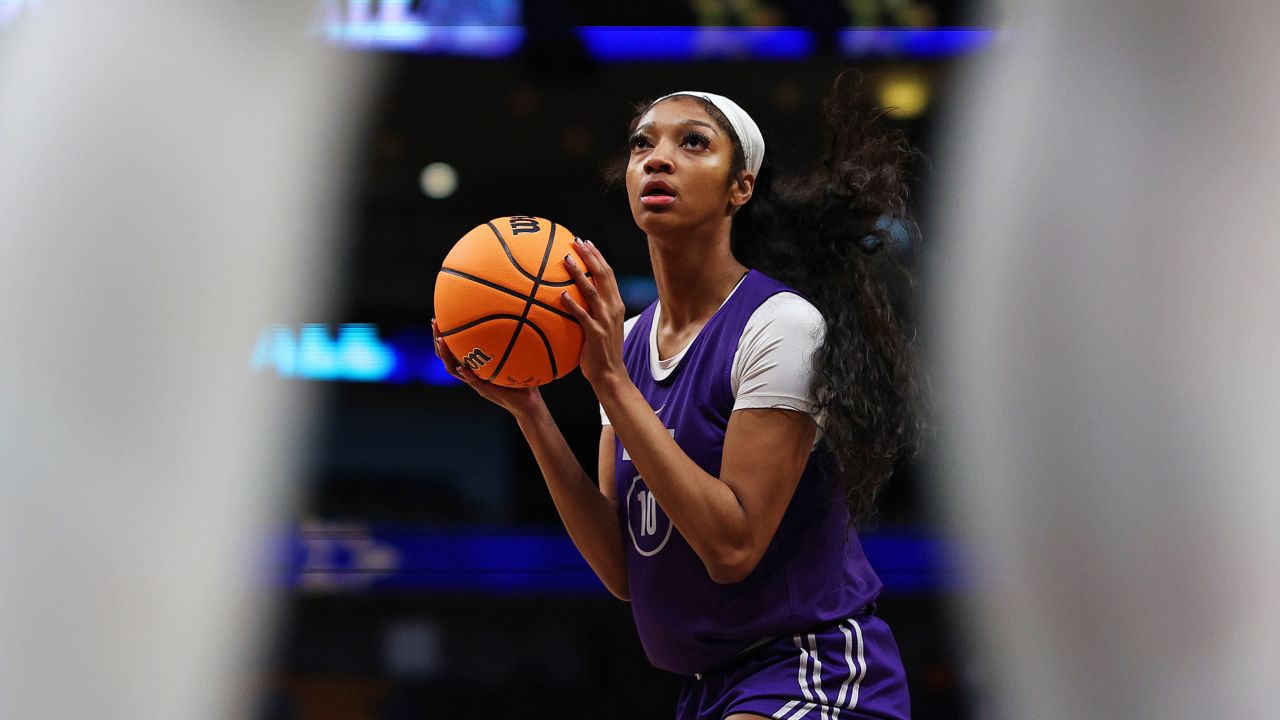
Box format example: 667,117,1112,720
737,72,925,525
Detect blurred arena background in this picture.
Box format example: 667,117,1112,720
256,4,985,717
1,1,979,718
6,1,1277,719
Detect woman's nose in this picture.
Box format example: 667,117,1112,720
643,143,674,174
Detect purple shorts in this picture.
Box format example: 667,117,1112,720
675,611,910,720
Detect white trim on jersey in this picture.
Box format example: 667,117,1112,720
600,290,827,447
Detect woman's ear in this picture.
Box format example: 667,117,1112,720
728,171,756,215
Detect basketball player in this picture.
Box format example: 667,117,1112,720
432,75,923,719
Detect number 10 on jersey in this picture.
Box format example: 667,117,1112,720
635,489,659,536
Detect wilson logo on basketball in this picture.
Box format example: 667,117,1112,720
508,216,541,235
462,348,492,370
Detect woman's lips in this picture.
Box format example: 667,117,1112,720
640,194,677,206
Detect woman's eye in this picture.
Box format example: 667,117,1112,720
629,134,650,150
682,131,711,149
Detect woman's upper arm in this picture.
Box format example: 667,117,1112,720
720,295,824,564
599,425,617,503
719,407,817,563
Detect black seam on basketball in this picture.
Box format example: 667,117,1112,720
539,262,591,286
487,221,542,285
485,220,579,287
537,276,577,287
489,222,557,380
439,314,558,379
437,313,529,337
439,267,580,324
520,316,557,378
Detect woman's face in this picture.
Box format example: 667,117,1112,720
625,97,753,235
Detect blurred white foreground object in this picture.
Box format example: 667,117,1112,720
0,3,369,718
934,1,1280,718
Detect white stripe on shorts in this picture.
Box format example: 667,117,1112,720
793,635,817,705
777,635,818,719
772,699,802,719
841,618,868,711
785,702,816,720
806,633,832,720
835,617,867,714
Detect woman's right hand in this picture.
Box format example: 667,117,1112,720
432,317,545,419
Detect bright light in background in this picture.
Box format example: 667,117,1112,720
251,324,461,385
878,71,931,119
419,162,458,199
316,0,524,57
316,24,999,61
288,523,952,594
253,324,395,382
11,6,997,61
839,28,997,58
578,26,814,61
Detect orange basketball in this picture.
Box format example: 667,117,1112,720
433,216,587,387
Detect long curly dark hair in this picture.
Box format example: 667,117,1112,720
616,71,927,526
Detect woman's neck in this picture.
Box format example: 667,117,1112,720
647,224,750,331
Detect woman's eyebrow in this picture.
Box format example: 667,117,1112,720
634,119,720,135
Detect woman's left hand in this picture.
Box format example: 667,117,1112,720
560,238,628,388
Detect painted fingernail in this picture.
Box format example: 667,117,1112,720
587,239,595,247
564,254,575,265
575,237,584,245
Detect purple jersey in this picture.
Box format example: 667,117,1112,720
614,269,884,676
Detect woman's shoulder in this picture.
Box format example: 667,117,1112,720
748,268,810,298
746,291,825,340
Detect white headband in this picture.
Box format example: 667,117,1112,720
652,91,765,177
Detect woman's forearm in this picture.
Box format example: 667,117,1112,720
513,403,630,600
594,374,751,582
